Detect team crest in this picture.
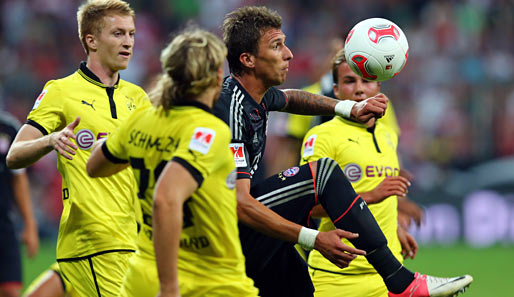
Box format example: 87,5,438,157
229,143,247,167
125,96,136,111
189,127,216,155
302,134,317,157
283,166,300,177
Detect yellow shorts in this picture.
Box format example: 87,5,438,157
118,253,158,297
310,268,387,297
119,252,258,297
59,251,134,297
179,271,259,297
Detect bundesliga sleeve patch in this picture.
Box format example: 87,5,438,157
302,134,317,158
189,127,216,155
229,143,247,168
32,89,48,110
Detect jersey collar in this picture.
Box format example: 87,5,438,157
336,115,370,128
173,101,212,113
78,61,120,89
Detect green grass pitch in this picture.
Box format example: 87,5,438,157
22,240,513,296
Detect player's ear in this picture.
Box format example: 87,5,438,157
333,83,339,98
217,67,223,86
239,52,255,69
85,34,97,52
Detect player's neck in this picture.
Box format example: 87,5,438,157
194,87,218,109
86,58,119,87
233,73,269,104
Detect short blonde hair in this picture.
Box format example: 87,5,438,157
151,28,227,110
77,0,135,54
331,48,347,84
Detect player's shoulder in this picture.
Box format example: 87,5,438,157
119,79,146,95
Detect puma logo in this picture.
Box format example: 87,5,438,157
82,99,95,111
348,138,359,144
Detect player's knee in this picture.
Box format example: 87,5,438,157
0,286,21,297
315,157,356,202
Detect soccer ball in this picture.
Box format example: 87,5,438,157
344,18,409,82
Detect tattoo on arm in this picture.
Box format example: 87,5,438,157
282,89,337,115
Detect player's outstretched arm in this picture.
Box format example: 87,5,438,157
11,171,39,258
154,161,197,297
236,179,365,268
281,89,388,123
360,176,411,204
7,117,80,169
86,139,128,177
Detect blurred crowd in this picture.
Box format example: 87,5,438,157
1,0,513,236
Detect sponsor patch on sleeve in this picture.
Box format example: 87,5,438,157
189,127,216,155
229,143,247,168
32,89,48,110
302,134,317,158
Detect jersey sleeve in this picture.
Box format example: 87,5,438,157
102,112,134,164
173,120,232,186
299,127,335,165
26,81,65,135
134,86,152,110
264,87,287,111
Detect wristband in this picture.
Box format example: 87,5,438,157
334,100,356,119
298,227,319,250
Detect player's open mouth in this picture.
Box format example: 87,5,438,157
119,51,131,58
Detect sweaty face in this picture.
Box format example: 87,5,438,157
94,14,135,72
334,62,380,102
253,28,293,87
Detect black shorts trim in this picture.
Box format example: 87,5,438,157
308,264,376,276
26,120,48,136
56,249,135,262
88,258,102,297
50,268,67,292
172,157,204,187
101,142,128,164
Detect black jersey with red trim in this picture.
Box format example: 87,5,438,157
0,112,20,224
213,76,287,179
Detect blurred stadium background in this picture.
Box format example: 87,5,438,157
2,0,513,296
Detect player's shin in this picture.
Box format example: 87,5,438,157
315,157,414,293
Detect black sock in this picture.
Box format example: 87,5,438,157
315,158,415,293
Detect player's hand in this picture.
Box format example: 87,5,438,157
397,225,418,259
22,222,39,258
398,197,424,227
364,176,411,204
314,229,366,269
351,93,388,123
49,116,80,160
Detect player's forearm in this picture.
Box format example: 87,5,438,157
282,89,338,115
7,135,53,169
237,189,302,243
153,194,182,296
11,173,37,228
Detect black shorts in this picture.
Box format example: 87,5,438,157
240,163,318,297
0,223,21,284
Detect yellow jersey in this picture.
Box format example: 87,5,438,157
26,62,149,259
300,116,402,274
103,102,257,295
